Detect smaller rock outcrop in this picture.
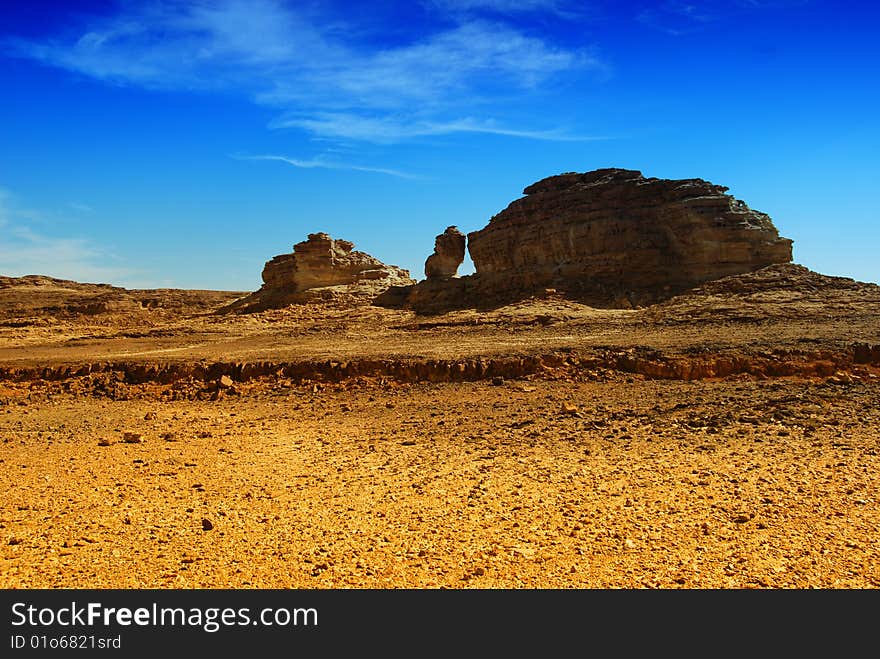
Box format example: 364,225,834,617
225,232,414,312
424,226,466,279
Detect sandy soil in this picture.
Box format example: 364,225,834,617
1,266,879,589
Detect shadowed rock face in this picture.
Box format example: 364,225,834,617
464,168,793,305
424,226,466,279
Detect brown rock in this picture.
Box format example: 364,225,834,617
395,168,794,313
424,226,466,279
467,168,792,305
201,518,214,531
218,375,234,389
122,432,143,443
560,403,580,416
227,232,414,311
262,233,363,290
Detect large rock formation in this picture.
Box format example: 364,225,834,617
227,232,414,311
467,168,792,305
395,168,793,312
424,226,466,279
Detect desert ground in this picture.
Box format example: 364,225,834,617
1,266,879,588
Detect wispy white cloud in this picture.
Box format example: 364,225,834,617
234,154,421,180
271,113,607,143
7,0,331,89
5,0,601,143
0,187,133,284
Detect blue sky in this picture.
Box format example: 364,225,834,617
1,0,877,290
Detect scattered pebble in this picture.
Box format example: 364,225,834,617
560,403,580,416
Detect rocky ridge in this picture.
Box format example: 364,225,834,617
0,275,244,324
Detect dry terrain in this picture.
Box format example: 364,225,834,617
1,266,879,588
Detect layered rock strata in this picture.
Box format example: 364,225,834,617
396,168,793,312
425,226,466,279
468,168,792,304
227,232,414,311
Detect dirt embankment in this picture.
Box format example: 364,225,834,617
1,343,878,388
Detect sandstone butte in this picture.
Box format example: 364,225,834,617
467,168,792,301
395,168,794,312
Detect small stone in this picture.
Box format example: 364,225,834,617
97,439,113,447
491,376,505,386
144,412,158,420
218,375,234,389
560,403,580,416
201,518,214,531
122,432,142,443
